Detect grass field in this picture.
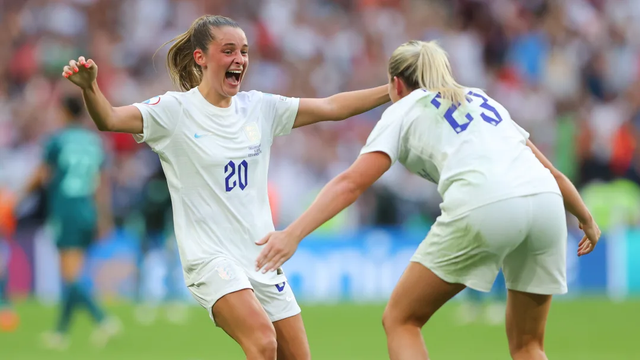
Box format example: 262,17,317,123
1,298,639,359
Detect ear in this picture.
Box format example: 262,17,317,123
393,76,404,98
194,49,206,68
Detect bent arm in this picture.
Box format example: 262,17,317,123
293,85,389,128
286,152,391,240
526,139,593,225
83,82,143,134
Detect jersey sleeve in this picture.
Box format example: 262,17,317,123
510,120,530,140
260,92,300,139
359,108,403,164
131,93,181,151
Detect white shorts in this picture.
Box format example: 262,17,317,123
187,257,301,326
411,193,567,295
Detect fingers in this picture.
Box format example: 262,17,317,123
578,235,587,248
69,59,79,73
84,58,95,69
578,241,593,257
61,56,94,79
255,245,273,271
62,66,73,78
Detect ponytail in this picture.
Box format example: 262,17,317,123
164,29,202,91
389,40,467,105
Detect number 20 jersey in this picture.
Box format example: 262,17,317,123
132,88,299,285
360,88,561,219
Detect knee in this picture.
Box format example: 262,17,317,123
382,306,426,334
245,325,278,359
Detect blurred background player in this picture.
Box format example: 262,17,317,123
18,96,121,349
134,164,188,325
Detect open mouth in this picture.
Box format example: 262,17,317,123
225,70,242,86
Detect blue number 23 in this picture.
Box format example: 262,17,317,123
430,90,503,134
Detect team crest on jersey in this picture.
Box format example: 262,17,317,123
142,96,161,105
215,265,235,280
243,123,261,143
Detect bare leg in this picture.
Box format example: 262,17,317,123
383,262,466,360
213,289,278,360
505,289,552,360
273,314,311,360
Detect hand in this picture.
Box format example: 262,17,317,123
62,56,98,89
255,230,301,273
577,219,601,257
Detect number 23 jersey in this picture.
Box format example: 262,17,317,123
132,87,299,284
360,88,561,219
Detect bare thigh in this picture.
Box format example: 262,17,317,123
384,262,466,327
273,314,311,360
506,289,552,356
212,289,277,360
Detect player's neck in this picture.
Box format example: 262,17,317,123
197,83,232,108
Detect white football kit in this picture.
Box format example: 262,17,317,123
132,87,301,323
361,88,567,294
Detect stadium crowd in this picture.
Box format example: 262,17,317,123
1,0,640,233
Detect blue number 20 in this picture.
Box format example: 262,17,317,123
225,160,248,192
430,91,503,134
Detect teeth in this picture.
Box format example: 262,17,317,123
228,70,242,74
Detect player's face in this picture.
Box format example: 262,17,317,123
204,27,249,98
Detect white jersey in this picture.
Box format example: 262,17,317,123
361,88,561,218
132,87,299,284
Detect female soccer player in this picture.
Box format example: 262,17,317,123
256,40,601,360
19,96,119,349
62,15,389,360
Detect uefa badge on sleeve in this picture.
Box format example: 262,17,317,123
142,96,161,106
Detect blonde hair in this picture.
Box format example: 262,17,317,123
388,40,467,105
160,15,240,91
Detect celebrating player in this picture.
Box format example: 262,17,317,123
20,96,120,349
62,14,389,360
256,40,601,360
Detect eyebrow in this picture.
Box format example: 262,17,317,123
222,43,249,48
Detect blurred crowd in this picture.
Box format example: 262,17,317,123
2,0,640,233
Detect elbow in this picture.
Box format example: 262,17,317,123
337,173,366,199
323,98,344,121
96,122,111,132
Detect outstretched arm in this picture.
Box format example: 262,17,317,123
526,139,600,256
255,151,392,272
293,85,390,128
63,56,143,134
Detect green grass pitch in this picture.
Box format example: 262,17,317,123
1,298,639,359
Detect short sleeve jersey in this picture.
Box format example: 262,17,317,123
360,88,560,218
132,88,299,284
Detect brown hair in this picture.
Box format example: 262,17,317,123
388,40,466,105
161,15,240,91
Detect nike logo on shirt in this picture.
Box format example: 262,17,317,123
194,133,213,139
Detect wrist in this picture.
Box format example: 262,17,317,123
283,226,306,244
580,213,594,226
82,80,99,92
